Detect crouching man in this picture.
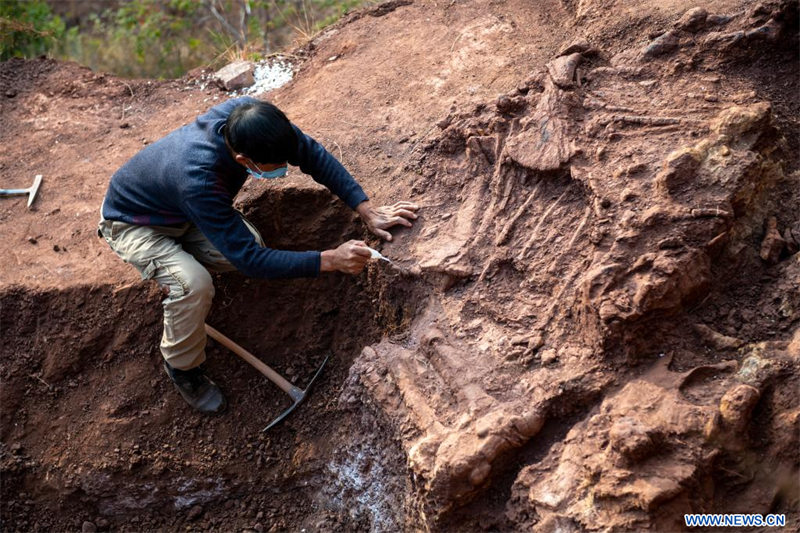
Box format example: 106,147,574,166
99,97,418,413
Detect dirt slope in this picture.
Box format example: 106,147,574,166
1,0,798,531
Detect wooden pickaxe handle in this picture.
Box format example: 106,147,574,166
204,323,298,397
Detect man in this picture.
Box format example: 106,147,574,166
99,96,418,413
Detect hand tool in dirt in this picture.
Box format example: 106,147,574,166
365,245,417,275
365,245,393,264
1,174,42,208
204,323,330,431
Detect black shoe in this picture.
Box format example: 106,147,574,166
163,362,227,414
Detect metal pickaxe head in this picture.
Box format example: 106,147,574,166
262,352,330,431
0,174,43,208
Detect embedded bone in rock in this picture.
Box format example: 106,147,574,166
504,60,579,172
510,350,792,532
546,52,582,89
357,2,799,522
577,99,781,343
353,311,607,516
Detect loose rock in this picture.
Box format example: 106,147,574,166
676,7,708,32
644,30,680,57
719,384,760,432
760,216,786,264
214,61,255,91
187,505,203,521
558,38,590,56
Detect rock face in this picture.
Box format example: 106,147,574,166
342,0,800,528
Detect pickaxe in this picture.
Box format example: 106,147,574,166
204,323,330,431
1,174,42,208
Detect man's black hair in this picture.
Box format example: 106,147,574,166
224,101,298,164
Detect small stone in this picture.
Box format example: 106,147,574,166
644,30,680,58
783,228,799,254
596,146,607,161
760,216,786,264
790,221,800,244
540,349,558,365
119,122,130,129
95,518,109,528
620,187,638,202
558,38,590,56
81,521,97,533
510,336,528,346
53,245,61,252
609,417,656,462
5,89,17,98
214,60,255,91
547,52,582,88
468,462,491,486
495,94,526,114
528,333,544,350
737,354,773,388
186,66,208,78
656,146,702,194
27,236,37,244
676,7,708,32
187,504,203,521
719,384,760,431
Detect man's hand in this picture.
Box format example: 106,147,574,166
356,200,420,241
320,240,372,274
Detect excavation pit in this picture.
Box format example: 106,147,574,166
0,184,421,531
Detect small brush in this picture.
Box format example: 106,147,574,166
366,246,394,265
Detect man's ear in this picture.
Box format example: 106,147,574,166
233,153,248,166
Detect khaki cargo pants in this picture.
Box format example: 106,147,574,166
98,215,264,370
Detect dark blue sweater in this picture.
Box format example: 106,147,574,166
102,97,368,279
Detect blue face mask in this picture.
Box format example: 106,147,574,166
246,164,288,180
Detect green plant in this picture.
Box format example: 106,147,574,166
2,0,375,78
56,0,211,79
0,0,65,61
